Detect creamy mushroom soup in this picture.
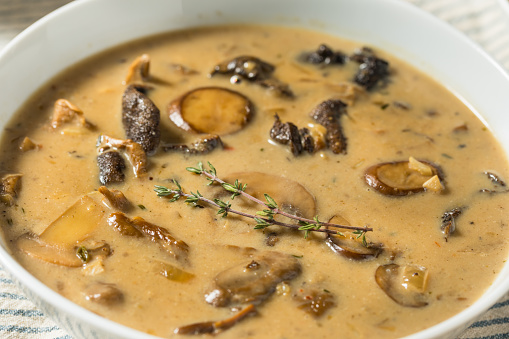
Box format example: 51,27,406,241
0,25,508,338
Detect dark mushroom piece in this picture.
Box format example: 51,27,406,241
441,207,462,240
175,304,257,335
163,134,223,155
351,47,390,90
310,99,348,154
293,284,335,317
205,251,301,307
365,159,443,196
168,87,253,135
210,56,293,97
375,264,429,308
480,171,509,194
84,282,124,306
122,84,160,155
97,151,125,185
270,114,305,156
97,135,148,177
301,44,346,65
326,232,382,260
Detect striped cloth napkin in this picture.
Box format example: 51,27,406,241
0,0,509,338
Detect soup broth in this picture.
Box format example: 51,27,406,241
1,25,508,338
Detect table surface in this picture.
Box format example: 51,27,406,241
0,0,508,338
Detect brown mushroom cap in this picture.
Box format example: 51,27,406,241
168,87,253,135
375,263,429,307
365,160,442,196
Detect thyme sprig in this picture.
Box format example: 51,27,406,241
155,162,373,238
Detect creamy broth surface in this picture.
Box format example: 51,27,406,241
1,25,509,338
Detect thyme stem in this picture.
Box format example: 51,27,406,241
154,185,369,236
154,162,373,237
188,162,373,233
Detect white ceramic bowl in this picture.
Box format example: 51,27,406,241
1,0,509,338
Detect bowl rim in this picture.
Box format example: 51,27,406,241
0,0,509,338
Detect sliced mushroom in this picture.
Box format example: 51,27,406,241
107,212,189,262
168,87,253,135
122,84,160,155
222,172,316,219
293,284,335,317
16,233,84,267
51,99,93,129
270,114,316,156
97,135,147,177
124,54,150,84
365,159,442,196
174,304,257,335
480,171,509,194
107,212,143,237
39,194,105,246
16,234,111,267
375,264,429,307
0,174,22,206
310,99,348,154
205,251,301,307
97,151,126,185
84,282,124,306
98,186,131,212
162,134,223,154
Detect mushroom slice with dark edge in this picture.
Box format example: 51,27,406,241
157,261,195,283
163,134,223,154
310,99,348,154
0,174,22,206
84,282,124,306
98,186,132,212
441,207,462,240
325,216,382,260
350,47,389,90
122,84,160,155
221,172,316,219
107,212,189,262
365,158,443,196
293,284,335,317
301,44,346,65
51,99,94,129
97,151,125,185
175,304,257,335
17,234,111,267
375,264,429,307
124,54,150,84
168,87,253,135
480,171,509,194
205,251,301,307
97,135,147,177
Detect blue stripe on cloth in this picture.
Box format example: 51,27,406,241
491,299,509,309
0,277,13,284
470,317,509,328
0,309,45,317
0,292,26,300
462,334,509,339
0,325,60,333
53,336,73,339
